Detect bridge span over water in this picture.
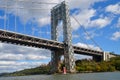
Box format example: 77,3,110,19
0,1,117,73
0,29,103,57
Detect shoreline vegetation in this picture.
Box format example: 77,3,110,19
0,56,120,77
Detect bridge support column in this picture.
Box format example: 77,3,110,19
51,50,62,73
51,1,76,73
64,46,76,73
63,2,76,73
103,52,111,61
93,55,103,62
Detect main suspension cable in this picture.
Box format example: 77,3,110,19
72,15,103,51
71,17,92,49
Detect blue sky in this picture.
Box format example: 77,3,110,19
0,0,120,73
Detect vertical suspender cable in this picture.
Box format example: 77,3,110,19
23,11,26,34
7,13,9,31
71,16,92,49
6,0,8,31
31,10,34,36
15,0,18,32
4,0,7,30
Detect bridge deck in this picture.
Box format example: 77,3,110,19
0,29,103,56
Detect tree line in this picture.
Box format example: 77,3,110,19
1,56,120,76
76,56,120,72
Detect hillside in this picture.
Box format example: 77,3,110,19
1,56,120,76
76,56,120,72
1,64,50,76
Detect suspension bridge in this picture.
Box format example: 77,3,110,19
0,1,117,73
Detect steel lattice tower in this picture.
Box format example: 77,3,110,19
51,1,75,73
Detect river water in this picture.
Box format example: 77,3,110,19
0,72,120,80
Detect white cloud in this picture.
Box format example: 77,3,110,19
1,43,48,53
71,9,111,30
71,9,96,30
74,42,101,51
84,30,99,40
38,16,50,27
72,34,79,38
0,0,106,27
0,0,60,25
0,61,16,66
74,54,92,60
68,0,105,10
71,16,80,30
0,43,3,48
0,53,24,61
0,61,44,73
0,42,51,73
106,3,120,14
111,31,120,41
0,53,49,61
69,0,106,30
88,17,111,28
26,54,49,60
0,43,51,61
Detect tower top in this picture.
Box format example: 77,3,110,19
51,1,68,11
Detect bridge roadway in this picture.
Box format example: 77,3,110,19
0,29,103,56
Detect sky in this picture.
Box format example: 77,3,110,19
0,0,120,73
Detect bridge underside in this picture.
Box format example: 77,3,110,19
93,55,103,62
